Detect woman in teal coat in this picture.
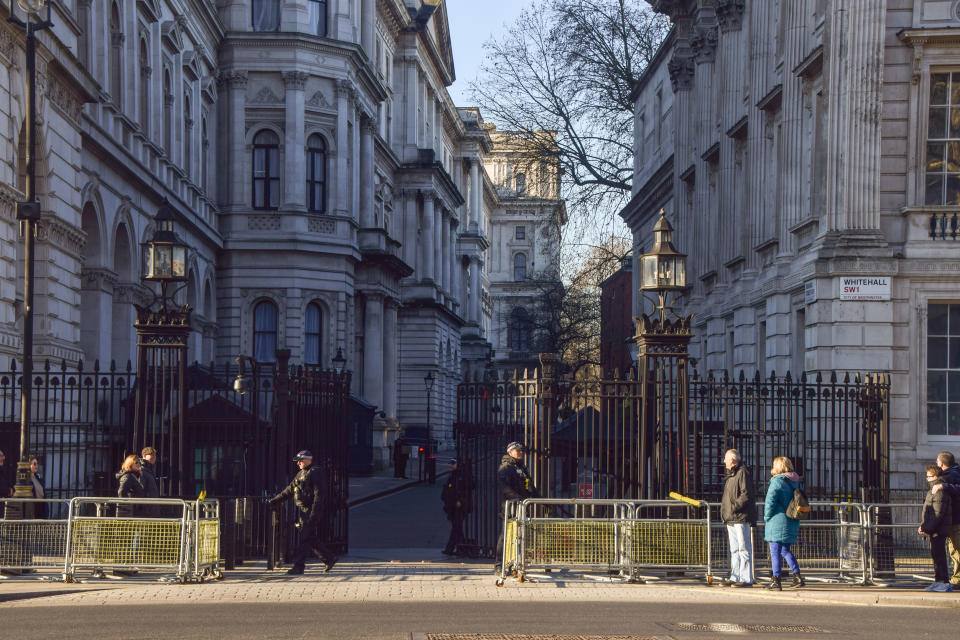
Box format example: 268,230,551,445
763,456,805,590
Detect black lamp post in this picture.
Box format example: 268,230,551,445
132,201,192,496
9,0,52,502
424,371,435,455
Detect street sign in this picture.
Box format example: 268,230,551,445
838,276,890,301
578,484,593,498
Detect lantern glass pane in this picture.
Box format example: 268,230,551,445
17,0,46,16
641,255,657,289
173,246,186,278
674,257,686,287
143,246,154,279
155,245,172,277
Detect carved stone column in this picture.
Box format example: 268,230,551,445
282,71,307,211
363,293,384,409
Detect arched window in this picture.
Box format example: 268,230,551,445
513,252,527,281
304,303,322,365
253,300,278,362
308,0,328,36
252,0,280,31
252,130,280,210
515,172,526,195
109,3,123,105
139,39,150,131
306,134,326,213
508,308,531,352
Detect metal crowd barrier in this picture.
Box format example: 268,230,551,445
864,503,930,586
63,497,222,583
1,499,70,574
497,498,711,585
498,499,924,587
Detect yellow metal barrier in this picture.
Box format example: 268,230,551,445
68,519,184,567
628,520,708,566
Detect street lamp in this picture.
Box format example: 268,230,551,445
9,0,52,502
424,371,435,455
332,347,346,375
233,354,255,395
141,199,189,309
639,208,687,323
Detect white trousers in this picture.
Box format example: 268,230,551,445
726,522,753,583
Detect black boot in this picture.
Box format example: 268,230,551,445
286,563,305,575
767,576,782,591
788,572,805,588
323,555,337,573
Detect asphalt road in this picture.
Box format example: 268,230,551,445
349,478,450,551
1,600,954,639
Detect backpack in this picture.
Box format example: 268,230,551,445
785,482,811,520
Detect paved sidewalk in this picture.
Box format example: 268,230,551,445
2,552,959,609
348,460,448,506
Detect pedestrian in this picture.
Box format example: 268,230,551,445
116,454,146,516
0,449,12,519
26,454,47,519
393,434,409,479
920,465,954,592
931,451,960,587
441,458,472,556
269,450,337,575
494,441,537,575
139,446,161,498
763,456,804,590
720,448,755,587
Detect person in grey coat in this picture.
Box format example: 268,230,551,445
920,465,954,592
720,449,755,587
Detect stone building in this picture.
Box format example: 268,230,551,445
481,127,566,373
622,0,960,489
0,0,562,467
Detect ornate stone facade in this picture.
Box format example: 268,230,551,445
0,1,563,464
625,0,960,488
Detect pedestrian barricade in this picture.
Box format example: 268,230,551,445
497,498,895,586
497,498,711,585
863,503,929,586
63,497,222,583
0,499,70,573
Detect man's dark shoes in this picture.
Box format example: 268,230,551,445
323,556,337,572
730,581,752,588
286,564,305,575
719,577,734,586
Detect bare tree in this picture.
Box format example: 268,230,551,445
471,0,669,232
519,236,632,376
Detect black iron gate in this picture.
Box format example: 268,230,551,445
455,354,890,555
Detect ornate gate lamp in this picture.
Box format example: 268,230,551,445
142,200,189,309
639,208,687,324
635,209,692,499
332,347,346,375
9,0,53,504
133,201,192,497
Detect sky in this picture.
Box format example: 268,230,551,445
445,0,538,106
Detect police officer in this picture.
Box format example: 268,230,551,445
269,450,337,575
494,441,537,574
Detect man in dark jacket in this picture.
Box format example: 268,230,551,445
720,448,755,587
139,447,161,498
0,449,12,519
441,458,472,556
494,441,537,574
269,450,337,575
920,465,954,592
933,450,960,586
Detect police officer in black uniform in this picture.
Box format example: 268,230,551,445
269,450,337,575
494,441,537,574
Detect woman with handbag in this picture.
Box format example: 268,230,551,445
763,456,805,591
